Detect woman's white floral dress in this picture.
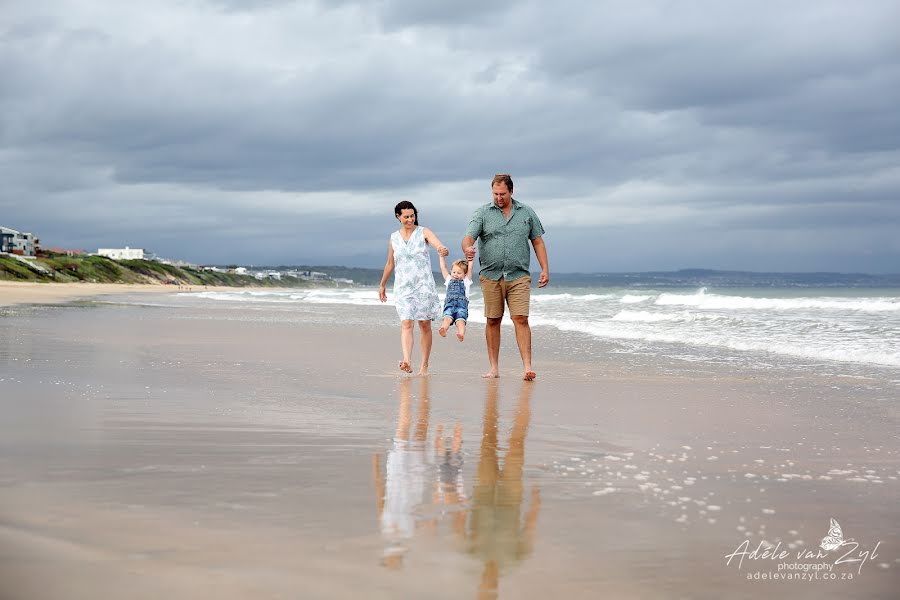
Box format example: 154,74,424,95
390,226,441,321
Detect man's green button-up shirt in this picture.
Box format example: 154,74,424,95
465,199,545,282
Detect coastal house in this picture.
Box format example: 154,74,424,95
0,226,37,256
97,246,145,260
298,270,329,281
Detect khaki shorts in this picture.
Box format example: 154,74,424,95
480,275,531,318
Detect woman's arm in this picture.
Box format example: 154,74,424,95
379,240,394,302
422,227,449,257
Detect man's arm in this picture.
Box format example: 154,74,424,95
462,207,482,260
462,235,476,261
531,236,549,288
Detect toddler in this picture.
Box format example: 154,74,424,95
438,255,474,341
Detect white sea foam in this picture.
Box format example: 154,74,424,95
612,311,681,323
192,289,385,305
611,310,729,323
656,290,900,313
531,316,900,368
531,293,615,303
181,285,900,371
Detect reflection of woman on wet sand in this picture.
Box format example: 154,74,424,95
466,381,541,600
372,377,432,568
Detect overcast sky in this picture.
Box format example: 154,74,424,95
2,0,899,273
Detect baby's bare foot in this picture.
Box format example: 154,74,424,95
456,331,464,342
438,326,447,337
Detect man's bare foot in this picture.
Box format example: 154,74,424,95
399,361,412,373
456,331,464,342
481,370,499,378
438,326,448,337
523,371,536,381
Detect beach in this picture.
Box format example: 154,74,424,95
0,281,189,307
1,288,898,599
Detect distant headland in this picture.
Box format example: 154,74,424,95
2,254,898,288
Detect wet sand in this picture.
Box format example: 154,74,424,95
0,299,898,599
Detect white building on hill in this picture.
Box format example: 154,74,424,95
97,247,145,260
0,226,37,256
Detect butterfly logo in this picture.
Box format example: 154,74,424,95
819,518,844,551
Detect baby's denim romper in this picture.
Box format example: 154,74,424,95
442,279,469,323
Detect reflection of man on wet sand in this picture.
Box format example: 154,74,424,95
372,377,432,569
466,381,541,599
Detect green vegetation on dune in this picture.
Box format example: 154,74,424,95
0,256,43,280
41,255,147,283
0,255,318,287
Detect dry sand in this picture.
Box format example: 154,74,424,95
0,281,179,307
1,298,897,599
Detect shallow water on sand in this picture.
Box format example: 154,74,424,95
1,301,898,599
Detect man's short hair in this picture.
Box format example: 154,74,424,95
492,173,513,193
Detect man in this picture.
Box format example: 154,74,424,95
462,174,549,380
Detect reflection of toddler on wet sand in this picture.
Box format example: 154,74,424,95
437,255,474,341
434,423,466,509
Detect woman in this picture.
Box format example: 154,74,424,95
379,201,448,375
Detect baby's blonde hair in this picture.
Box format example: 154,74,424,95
452,259,469,274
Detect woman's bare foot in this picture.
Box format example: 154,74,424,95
417,362,429,376
481,369,499,378
523,371,536,381
399,361,412,373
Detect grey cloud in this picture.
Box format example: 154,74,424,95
317,0,520,29
2,0,899,272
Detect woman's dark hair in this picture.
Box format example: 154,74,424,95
394,201,419,225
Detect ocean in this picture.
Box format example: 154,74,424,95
124,284,900,386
